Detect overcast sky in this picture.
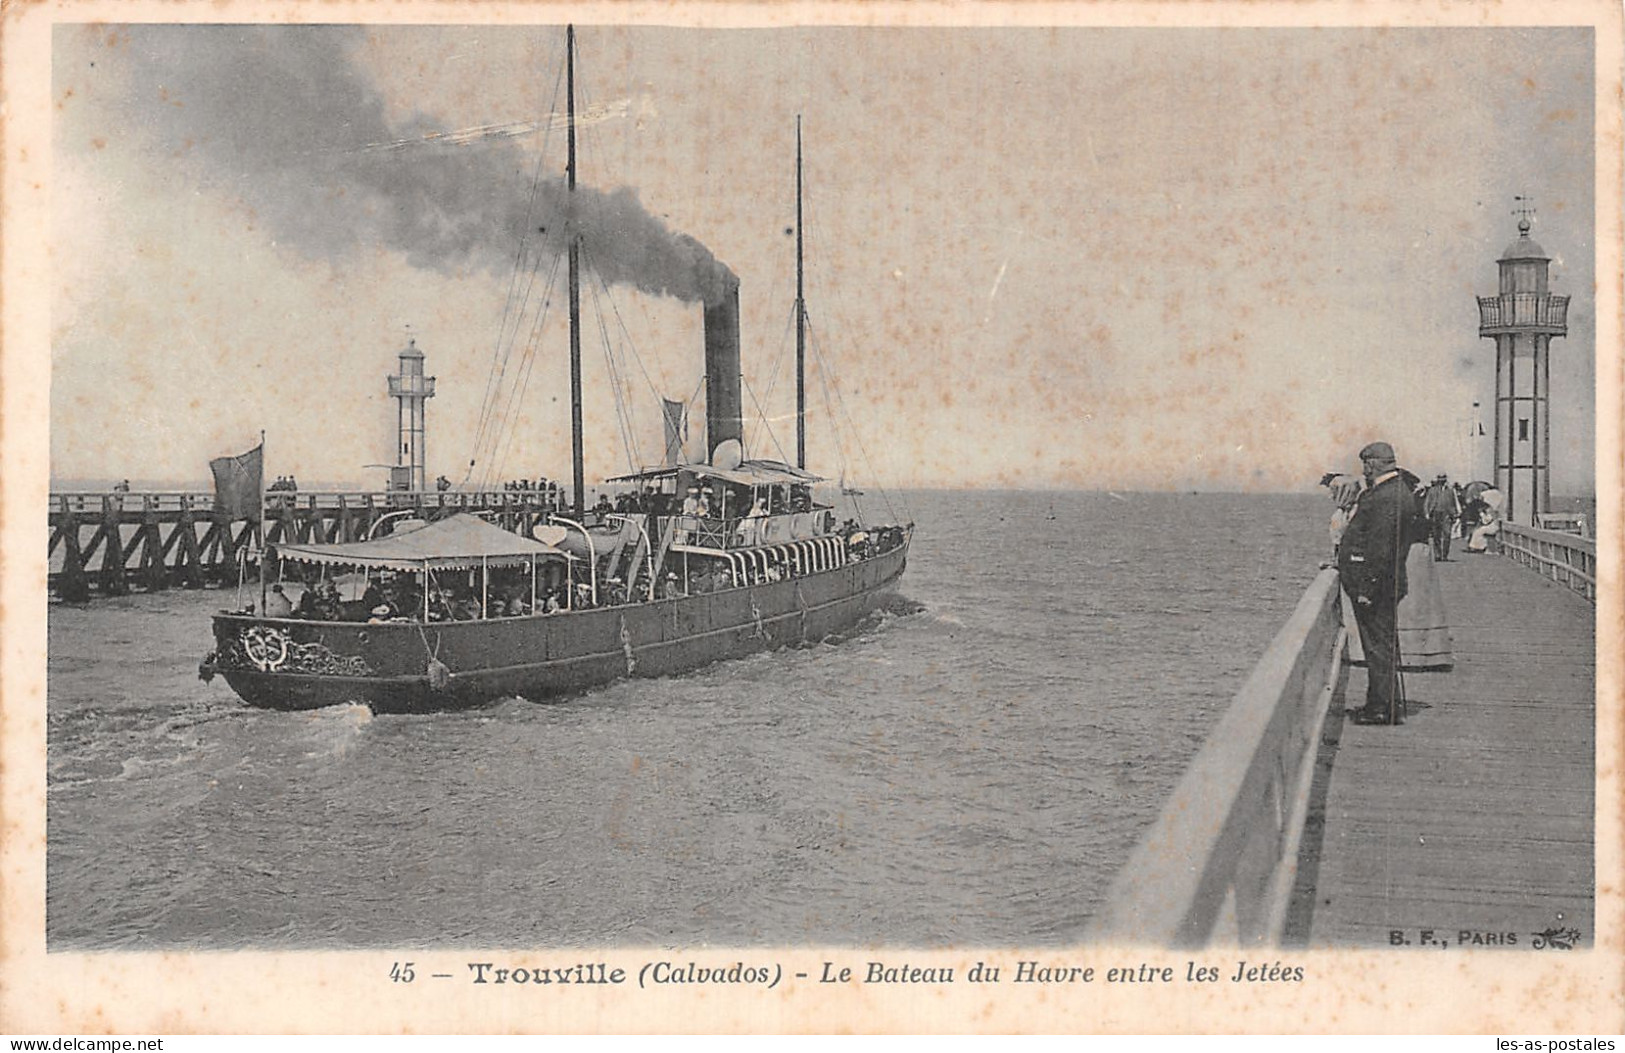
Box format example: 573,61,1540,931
51,24,1596,493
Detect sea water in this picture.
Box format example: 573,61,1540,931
45,490,1326,948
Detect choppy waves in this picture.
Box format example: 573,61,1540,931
47,490,1325,948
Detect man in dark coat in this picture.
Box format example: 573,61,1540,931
1337,441,1428,725
1422,473,1461,561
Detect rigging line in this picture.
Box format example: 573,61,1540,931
747,305,798,456
806,318,902,523
467,243,552,484
593,282,636,474
683,370,706,462
480,248,563,484
814,330,900,525
741,373,791,467
579,245,640,472
584,248,669,405
808,349,859,523
570,55,679,401
487,225,561,449
486,62,567,415
795,196,856,490
805,323,851,483
803,199,909,523
488,287,554,488
586,267,642,474
806,322,876,520
739,190,804,455
473,235,534,456
467,55,567,483
604,290,644,473
474,55,565,418
662,369,706,466
487,251,565,487
572,42,608,184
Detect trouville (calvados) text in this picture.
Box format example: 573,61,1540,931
443,959,1306,989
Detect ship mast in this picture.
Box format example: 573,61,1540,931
795,115,807,470
566,25,585,519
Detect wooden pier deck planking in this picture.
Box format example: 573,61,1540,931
1305,554,1595,947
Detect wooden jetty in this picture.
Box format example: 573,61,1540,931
1300,546,1595,947
48,489,560,601
1092,521,1597,948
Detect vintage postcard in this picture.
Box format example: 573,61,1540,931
2,0,1620,1035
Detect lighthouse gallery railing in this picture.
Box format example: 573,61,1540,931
1476,292,1569,333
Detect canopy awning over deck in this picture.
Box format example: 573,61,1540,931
607,459,825,487
273,513,568,571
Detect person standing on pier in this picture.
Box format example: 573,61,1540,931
1337,441,1428,725
1423,474,1460,561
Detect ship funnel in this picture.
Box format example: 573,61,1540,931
703,281,744,461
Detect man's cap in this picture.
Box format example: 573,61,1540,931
1435,473,1448,482
1359,441,1397,463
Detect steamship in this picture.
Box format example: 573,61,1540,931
199,27,912,713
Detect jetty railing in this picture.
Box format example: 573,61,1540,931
48,489,563,600
1498,521,1596,602
1090,568,1346,946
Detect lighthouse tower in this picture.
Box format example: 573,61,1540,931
1477,213,1568,525
387,338,436,492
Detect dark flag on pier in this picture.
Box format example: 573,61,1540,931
209,444,264,522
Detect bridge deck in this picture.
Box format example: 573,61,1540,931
1303,554,1595,947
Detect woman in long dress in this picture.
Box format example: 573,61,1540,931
1325,470,1453,671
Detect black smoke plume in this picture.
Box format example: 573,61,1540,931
110,26,736,304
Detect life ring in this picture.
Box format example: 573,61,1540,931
241,626,289,672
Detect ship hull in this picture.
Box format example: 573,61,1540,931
207,541,907,713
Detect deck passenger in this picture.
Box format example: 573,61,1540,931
313,581,342,620
1466,499,1502,553
264,584,293,618
1423,475,1460,561
677,487,700,542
